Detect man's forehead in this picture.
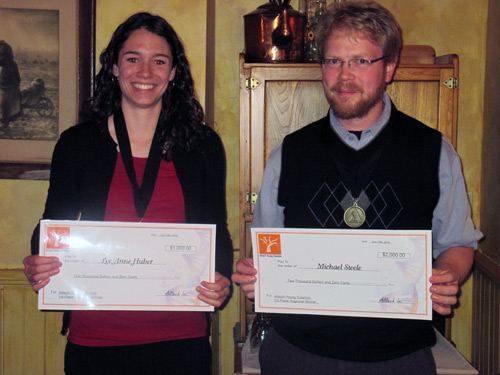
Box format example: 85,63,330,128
325,29,382,53
330,28,379,44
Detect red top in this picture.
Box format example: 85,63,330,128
67,153,208,346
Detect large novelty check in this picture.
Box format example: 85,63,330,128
38,220,216,311
252,228,433,320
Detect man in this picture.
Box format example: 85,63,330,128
232,2,482,374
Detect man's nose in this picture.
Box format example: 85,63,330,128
338,62,355,79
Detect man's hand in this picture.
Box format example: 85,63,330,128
430,246,474,315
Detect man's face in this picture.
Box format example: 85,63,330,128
322,31,396,128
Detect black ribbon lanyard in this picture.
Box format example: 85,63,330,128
113,108,164,219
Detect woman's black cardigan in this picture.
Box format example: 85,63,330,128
31,120,233,279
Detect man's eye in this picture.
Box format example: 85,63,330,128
323,59,342,66
356,59,369,65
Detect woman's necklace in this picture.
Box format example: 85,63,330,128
113,108,163,220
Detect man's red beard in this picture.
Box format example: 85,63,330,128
324,81,386,120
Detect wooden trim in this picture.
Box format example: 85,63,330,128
0,269,29,284
474,251,500,286
78,0,96,119
472,264,500,374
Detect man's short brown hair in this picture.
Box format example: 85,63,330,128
316,1,403,64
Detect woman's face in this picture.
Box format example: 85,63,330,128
113,28,176,112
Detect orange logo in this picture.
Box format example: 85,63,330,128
257,233,282,255
46,226,70,249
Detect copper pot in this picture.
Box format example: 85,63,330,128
244,0,305,63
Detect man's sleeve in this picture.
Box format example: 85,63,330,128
252,142,285,228
431,137,483,257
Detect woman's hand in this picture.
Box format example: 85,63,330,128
23,255,62,292
196,271,231,308
231,258,257,300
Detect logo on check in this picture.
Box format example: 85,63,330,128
47,226,70,249
257,233,282,256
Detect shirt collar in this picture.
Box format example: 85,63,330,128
328,92,392,150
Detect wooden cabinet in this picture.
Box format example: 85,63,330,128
238,46,459,341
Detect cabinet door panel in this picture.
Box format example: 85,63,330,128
387,81,440,130
265,80,329,159
248,66,327,202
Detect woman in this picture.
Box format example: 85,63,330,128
23,12,233,375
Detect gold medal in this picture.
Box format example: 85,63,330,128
344,202,365,228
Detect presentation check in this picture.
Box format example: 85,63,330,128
38,220,216,311
252,228,432,320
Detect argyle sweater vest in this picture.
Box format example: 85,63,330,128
274,108,442,361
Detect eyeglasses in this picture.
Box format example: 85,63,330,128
321,56,386,70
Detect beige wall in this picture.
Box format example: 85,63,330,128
0,179,48,265
0,0,488,372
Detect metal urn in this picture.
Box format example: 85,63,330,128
244,0,306,63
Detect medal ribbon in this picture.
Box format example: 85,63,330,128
113,108,164,219
331,132,391,198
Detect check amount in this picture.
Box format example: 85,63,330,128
378,252,412,259
166,245,197,252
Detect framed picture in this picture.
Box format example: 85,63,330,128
0,0,95,180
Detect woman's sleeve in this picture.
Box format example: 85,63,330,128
30,130,82,255
201,130,234,279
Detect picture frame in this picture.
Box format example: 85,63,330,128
0,0,95,180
